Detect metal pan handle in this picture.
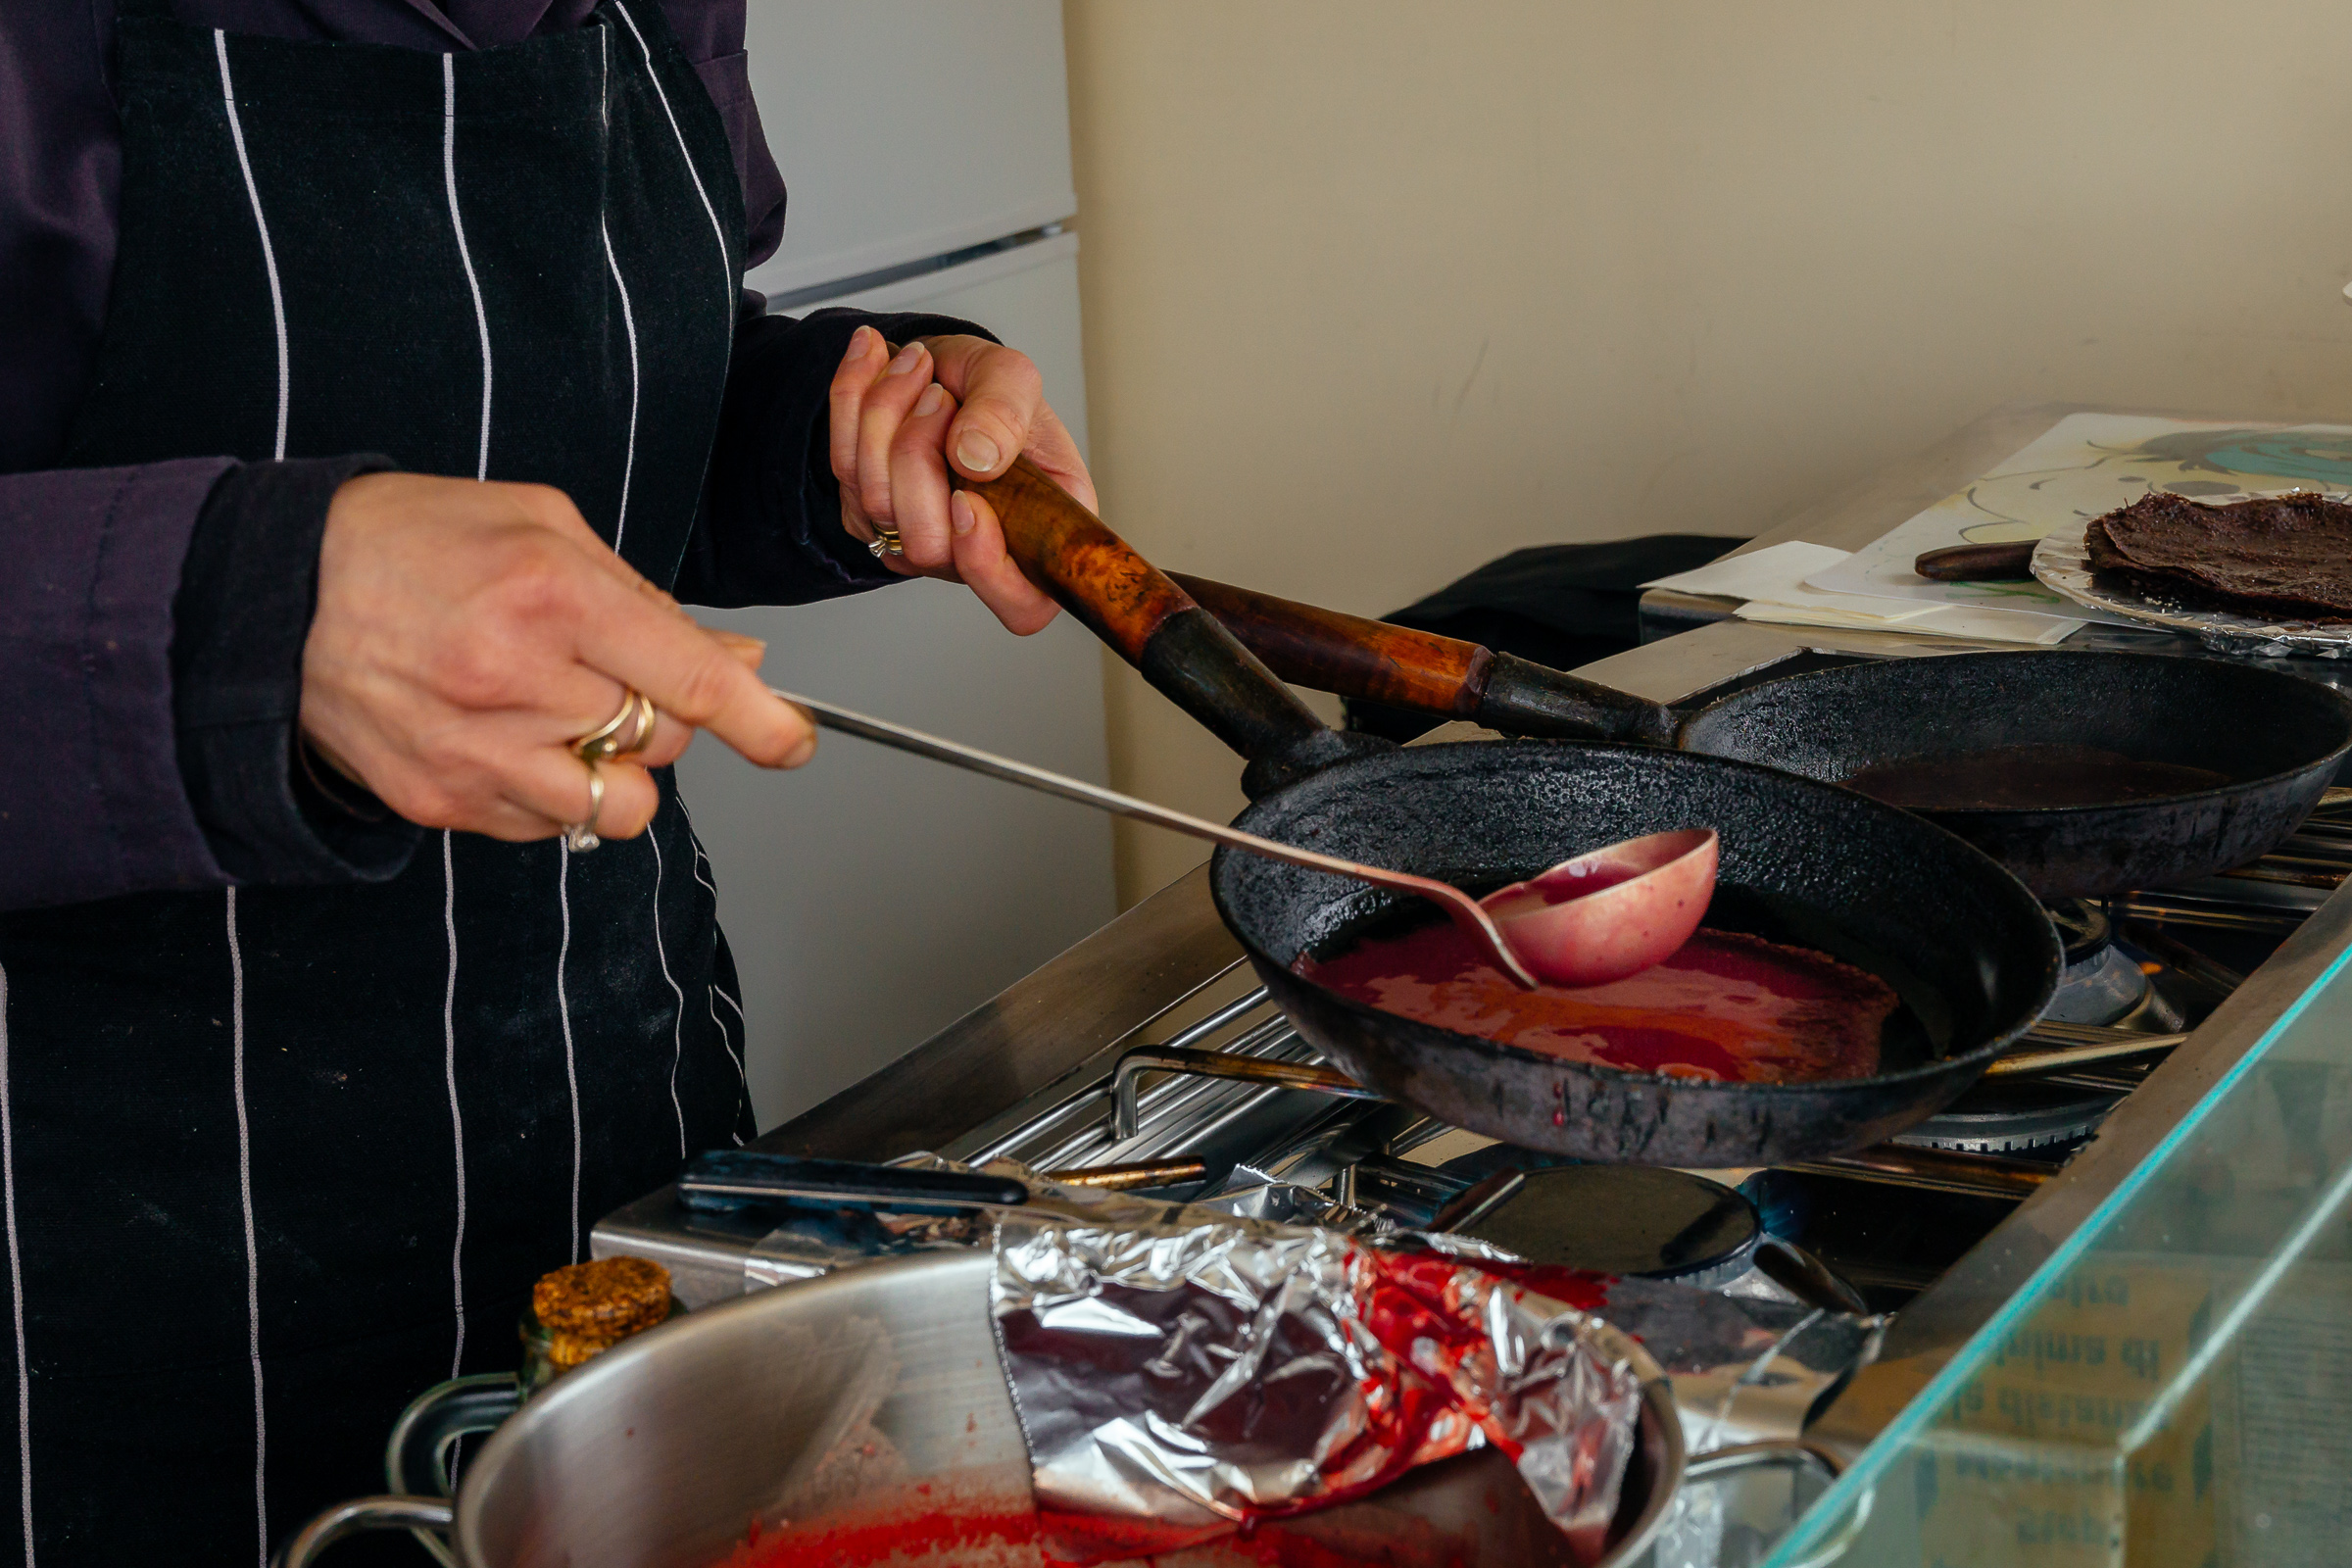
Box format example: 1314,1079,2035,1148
381,1373,522,1568
1683,1441,1874,1568
270,1497,455,1568
1170,572,1676,745
1684,1436,1845,1483
1111,1045,1378,1141
676,1150,1029,1214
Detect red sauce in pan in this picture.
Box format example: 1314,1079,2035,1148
1296,921,1893,1084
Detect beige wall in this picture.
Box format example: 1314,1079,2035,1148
1063,1,2352,905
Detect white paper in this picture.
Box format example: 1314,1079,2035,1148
1642,540,1870,602
1735,600,2081,645
1804,412,2352,628
1644,538,2082,643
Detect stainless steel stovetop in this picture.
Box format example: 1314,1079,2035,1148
600,808,2343,1296
594,614,2352,1560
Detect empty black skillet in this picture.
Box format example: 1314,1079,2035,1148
1671,651,2352,898
961,461,2059,1167
1174,575,2352,900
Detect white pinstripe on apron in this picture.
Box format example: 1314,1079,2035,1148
8,0,756,1557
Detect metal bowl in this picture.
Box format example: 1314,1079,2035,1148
275,1250,1692,1567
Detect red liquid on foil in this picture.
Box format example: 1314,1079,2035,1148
1297,920,1893,1083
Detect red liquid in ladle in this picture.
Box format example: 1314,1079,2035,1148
1298,919,1895,1083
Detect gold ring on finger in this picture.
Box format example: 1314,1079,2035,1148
867,523,904,559
563,760,606,853
573,687,657,763
612,689,659,758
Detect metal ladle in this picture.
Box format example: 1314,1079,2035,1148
773,690,1719,990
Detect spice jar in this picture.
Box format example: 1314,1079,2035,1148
518,1254,677,1396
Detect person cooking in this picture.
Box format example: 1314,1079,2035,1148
0,0,1094,1558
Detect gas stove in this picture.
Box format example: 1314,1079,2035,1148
595,614,2352,1565
600,757,2349,1319
590,804,2347,1568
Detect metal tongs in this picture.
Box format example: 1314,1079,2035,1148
675,1151,1210,1214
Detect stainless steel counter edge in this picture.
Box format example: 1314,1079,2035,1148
757,865,1242,1161
1807,871,2352,1459
1576,618,2005,707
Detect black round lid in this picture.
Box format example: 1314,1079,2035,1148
1453,1165,1759,1281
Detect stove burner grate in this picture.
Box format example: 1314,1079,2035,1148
2043,900,2150,1026
1892,1078,2121,1155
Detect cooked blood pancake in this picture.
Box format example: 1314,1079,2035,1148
2085,490,2352,621
1297,922,1894,1084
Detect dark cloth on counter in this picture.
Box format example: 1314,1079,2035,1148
0,0,989,910
1343,536,1748,742
0,0,768,1560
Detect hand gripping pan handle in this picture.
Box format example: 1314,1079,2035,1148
960,458,1388,797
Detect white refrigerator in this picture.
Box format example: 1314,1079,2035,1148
677,0,1116,1130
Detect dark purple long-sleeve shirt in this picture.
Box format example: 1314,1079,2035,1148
2,0,976,910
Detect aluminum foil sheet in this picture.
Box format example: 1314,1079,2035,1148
1198,1191,1884,1452
1408,1232,1884,1453
727,1152,1881,1565
989,1198,1646,1566
1197,1173,1393,1234
736,1157,1880,1457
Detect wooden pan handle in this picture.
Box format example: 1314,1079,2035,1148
1168,573,1674,745
963,458,1189,663
961,459,1384,794
1168,574,1490,718
1914,541,2036,582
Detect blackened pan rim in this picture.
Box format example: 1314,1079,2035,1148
1226,733,2053,860
1212,737,2063,1100
1677,646,2352,820
1871,741,2352,824
1683,643,2352,696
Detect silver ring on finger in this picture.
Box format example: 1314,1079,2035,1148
563,760,606,853
867,522,904,559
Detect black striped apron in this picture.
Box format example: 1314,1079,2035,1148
0,0,754,1559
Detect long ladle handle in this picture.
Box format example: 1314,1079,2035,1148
1167,573,1674,745
772,688,1538,988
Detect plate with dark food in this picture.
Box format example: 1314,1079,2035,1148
2034,489,2352,656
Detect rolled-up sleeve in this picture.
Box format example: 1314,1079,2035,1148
0,460,229,909
658,3,1004,607
675,306,999,609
